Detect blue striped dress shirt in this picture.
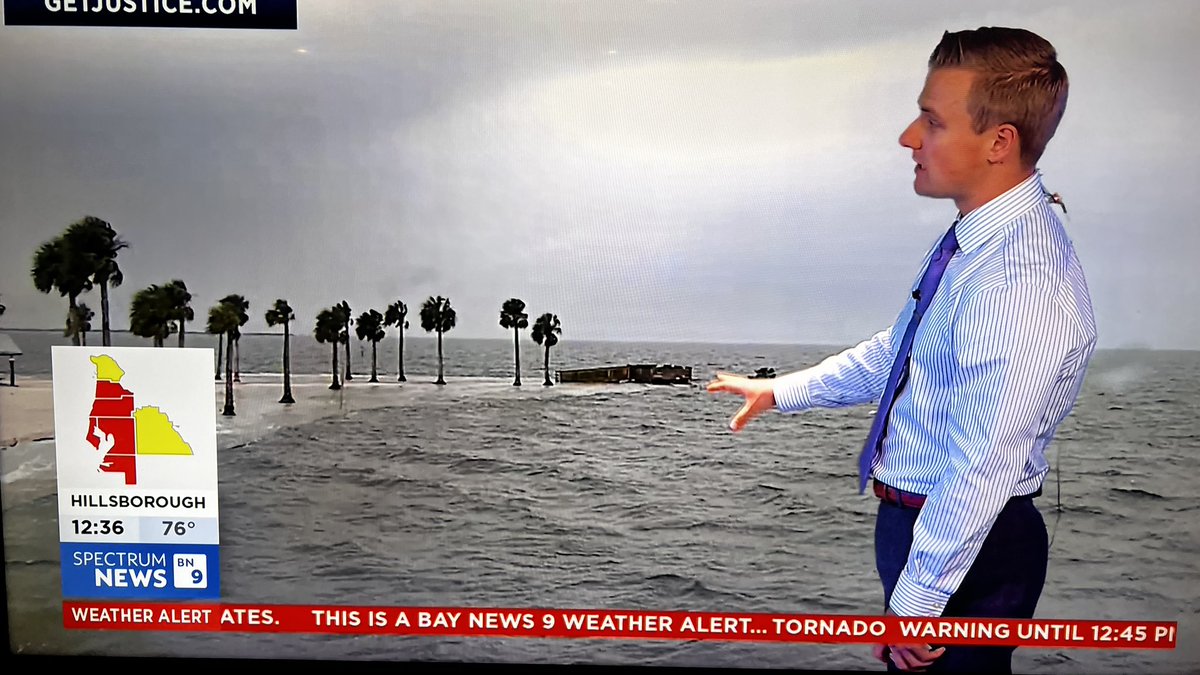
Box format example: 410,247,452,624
772,171,1098,617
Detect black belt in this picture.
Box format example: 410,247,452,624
873,480,1042,510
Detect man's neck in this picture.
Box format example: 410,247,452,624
955,168,1038,217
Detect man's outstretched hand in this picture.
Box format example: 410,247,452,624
705,371,776,432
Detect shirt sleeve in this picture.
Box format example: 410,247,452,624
772,323,900,414
887,283,1077,617
773,234,946,414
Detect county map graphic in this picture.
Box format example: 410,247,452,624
85,355,193,485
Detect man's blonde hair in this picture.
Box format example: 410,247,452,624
930,27,1068,167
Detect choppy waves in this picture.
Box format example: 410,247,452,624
3,344,1199,672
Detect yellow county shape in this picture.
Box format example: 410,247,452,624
133,406,194,456
90,354,125,383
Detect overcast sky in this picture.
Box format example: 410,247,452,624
1,0,1197,348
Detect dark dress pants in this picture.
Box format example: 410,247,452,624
875,495,1049,674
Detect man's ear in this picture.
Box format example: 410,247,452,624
986,123,1021,166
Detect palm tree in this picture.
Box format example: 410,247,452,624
419,295,456,385
129,284,176,347
207,303,240,416
337,300,353,382
315,307,345,390
62,216,127,347
207,304,226,380
265,299,296,404
162,280,193,348
219,294,249,382
531,312,562,387
230,322,242,380
384,300,409,382
499,298,529,386
213,309,224,380
355,309,386,383
31,236,93,346
67,302,95,346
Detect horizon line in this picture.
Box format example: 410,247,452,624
0,326,1190,352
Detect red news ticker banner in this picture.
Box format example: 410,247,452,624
63,602,1178,650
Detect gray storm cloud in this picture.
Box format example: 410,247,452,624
1,0,1197,347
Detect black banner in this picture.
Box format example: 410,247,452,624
4,0,296,29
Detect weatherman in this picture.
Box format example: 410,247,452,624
708,27,1097,673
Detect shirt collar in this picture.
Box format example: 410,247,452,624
954,171,1047,254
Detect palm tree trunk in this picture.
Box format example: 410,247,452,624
370,341,378,382
397,327,406,382
280,321,295,404
513,327,521,386
81,330,88,347
344,327,353,381
436,330,445,385
100,282,111,347
330,342,341,390
68,295,80,346
215,335,223,380
178,319,185,348
543,344,552,386
233,337,241,382
222,332,235,416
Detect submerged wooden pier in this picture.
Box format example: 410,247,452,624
555,363,692,385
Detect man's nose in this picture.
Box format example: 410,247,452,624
899,121,919,149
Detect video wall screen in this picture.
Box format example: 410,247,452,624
1,1,1196,672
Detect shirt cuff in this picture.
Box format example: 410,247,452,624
771,374,814,414
888,571,951,618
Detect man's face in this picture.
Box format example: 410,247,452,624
899,67,994,205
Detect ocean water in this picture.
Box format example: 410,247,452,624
1,328,814,382
2,330,1198,673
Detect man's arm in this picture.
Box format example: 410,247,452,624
888,283,1081,617
707,321,898,431
772,322,901,414
773,234,947,415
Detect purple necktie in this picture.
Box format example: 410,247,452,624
858,222,960,494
